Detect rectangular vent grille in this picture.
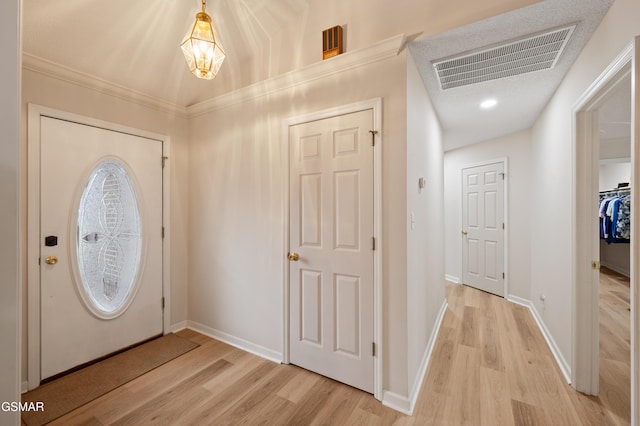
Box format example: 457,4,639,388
433,25,576,90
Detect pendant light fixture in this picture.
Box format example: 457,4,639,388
180,0,226,80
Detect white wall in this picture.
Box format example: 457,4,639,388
188,51,415,397
529,0,640,375
406,52,446,397
444,130,532,300
20,70,191,385
0,0,21,424
599,161,631,190
208,0,540,99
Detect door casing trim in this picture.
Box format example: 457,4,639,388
26,104,172,390
281,98,383,400
571,39,637,426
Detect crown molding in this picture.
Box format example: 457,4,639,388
22,33,406,120
187,33,407,117
22,53,189,118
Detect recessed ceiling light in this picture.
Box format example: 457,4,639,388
480,99,498,109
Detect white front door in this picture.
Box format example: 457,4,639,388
39,116,164,380
288,109,374,393
462,162,505,296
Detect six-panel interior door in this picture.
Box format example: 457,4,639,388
289,109,374,393
40,116,163,380
462,162,505,297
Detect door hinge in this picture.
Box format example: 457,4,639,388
502,223,505,230
372,237,376,251
162,156,168,168
162,297,165,309
499,172,505,180
162,227,165,239
592,261,601,270
38,257,41,266
502,272,505,279
372,342,376,357
369,130,378,147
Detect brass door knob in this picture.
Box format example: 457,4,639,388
461,230,468,235
45,256,58,265
288,252,300,261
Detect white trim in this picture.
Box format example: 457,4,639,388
162,136,172,335
187,321,282,364
281,98,384,401
22,54,188,118
26,104,172,390
21,382,28,395
632,36,640,426
407,300,448,415
168,321,189,334
445,274,461,284
381,391,412,416
571,41,635,399
507,295,572,384
21,35,407,121
188,35,405,117
460,158,509,297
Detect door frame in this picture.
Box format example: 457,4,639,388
460,158,509,298
26,104,172,390
281,98,383,400
572,38,637,422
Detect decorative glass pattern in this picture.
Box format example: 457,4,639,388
77,160,142,314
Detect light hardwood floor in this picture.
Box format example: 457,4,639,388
47,281,630,425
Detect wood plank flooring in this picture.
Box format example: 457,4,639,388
46,281,630,425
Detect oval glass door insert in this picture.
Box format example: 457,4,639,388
77,159,142,316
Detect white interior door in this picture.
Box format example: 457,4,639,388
289,109,374,393
462,162,505,297
40,116,163,380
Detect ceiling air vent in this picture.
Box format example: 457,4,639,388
433,25,576,90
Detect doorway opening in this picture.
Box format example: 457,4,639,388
572,38,638,423
596,71,632,422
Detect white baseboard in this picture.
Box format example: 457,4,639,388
408,300,448,413
21,381,28,394
382,390,412,415
168,320,188,333
187,320,282,364
445,274,461,284
382,299,448,416
507,295,572,384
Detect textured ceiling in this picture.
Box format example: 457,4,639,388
409,0,614,150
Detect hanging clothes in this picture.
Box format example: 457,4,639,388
599,190,631,244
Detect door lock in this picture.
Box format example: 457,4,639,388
45,256,58,265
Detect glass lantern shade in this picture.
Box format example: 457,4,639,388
181,11,225,80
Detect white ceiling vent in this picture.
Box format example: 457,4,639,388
433,25,576,90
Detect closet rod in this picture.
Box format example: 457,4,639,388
599,187,631,194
